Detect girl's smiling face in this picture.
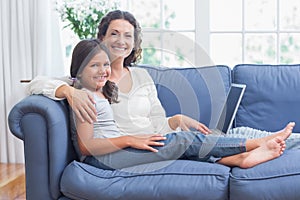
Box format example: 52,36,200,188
102,19,135,62
80,50,111,91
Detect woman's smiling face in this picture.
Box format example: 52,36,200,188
102,19,135,62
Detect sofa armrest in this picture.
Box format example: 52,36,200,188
8,95,77,200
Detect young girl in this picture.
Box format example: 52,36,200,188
70,39,294,170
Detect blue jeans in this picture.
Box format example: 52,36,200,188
84,131,246,170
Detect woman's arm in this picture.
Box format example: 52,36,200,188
168,114,211,134
26,76,97,123
26,75,72,100
57,85,96,123
144,70,210,134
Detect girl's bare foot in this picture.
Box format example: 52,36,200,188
239,137,284,169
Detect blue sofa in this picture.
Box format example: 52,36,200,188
8,64,300,200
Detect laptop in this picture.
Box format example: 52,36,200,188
210,83,246,135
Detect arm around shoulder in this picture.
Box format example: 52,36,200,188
26,75,72,100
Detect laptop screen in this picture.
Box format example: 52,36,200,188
216,84,246,134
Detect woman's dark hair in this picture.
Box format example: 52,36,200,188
97,10,142,67
70,39,119,104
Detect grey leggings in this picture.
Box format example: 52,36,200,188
229,126,300,150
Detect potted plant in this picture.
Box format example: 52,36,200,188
55,0,119,39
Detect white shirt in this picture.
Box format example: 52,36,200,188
111,67,173,135
26,67,174,135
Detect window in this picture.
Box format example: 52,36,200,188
209,0,300,67
122,0,197,67
58,0,300,72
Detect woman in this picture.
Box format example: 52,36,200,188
27,10,298,169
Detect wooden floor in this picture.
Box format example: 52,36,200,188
0,163,26,200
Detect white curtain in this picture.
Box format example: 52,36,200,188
0,0,64,163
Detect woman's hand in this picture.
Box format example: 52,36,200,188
169,114,211,134
126,134,167,152
57,85,97,123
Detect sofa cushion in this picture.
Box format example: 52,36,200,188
230,150,300,200
139,65,232,129
61,160,231,200
233,64,300,132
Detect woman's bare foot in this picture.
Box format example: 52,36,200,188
239,137,284,169
259,122,295,144
245,122,295,152
273,122,295,140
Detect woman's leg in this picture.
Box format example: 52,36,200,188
228,122,299,150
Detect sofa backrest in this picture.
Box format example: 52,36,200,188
233,64,300,132
139,65,232,129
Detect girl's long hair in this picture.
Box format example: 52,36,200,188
70,39,119,104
